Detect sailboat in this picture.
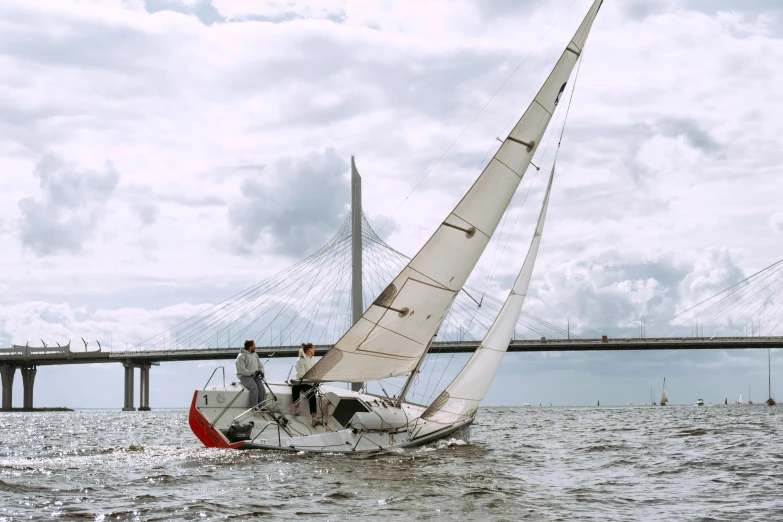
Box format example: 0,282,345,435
188,0,604,452
660,377,668,406
736,393,743,405
748,385,753,405
766,349,776,406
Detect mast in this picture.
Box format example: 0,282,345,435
350,156,364,393
397,325,441,406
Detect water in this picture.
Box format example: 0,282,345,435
1,406,781,521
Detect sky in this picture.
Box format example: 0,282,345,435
0,0,782,408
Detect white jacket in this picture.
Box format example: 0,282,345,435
236,349,261,377
294,348,315,380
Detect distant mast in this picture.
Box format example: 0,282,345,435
767,348,776,406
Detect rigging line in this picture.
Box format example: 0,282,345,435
240,249,345,347
148,217,352,349
316,247,352,345
673,263,783,334
765,300,783,335
324,253,354,344
663,257,783,326
270,229,354,337
299,244,354,342
255,236,353,344
759,287,783,334
715,269,783,331
708,271,783,336
202,218,352,343
295,240,352,345
376,0,580,235
364,237,392,296
177,226,349,349
684,261,783,326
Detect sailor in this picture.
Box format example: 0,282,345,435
292,342,321,427
236,339,266,409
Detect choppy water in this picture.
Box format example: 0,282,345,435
1,406,782,521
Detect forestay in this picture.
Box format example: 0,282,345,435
304,0,604,384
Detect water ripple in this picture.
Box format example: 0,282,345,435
0,406,781,520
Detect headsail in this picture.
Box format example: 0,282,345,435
304,0,604,384
422,161,556,424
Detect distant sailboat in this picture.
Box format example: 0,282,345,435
737,393,743,405
660,377,668,406
767,348,776,406
748,385,753,405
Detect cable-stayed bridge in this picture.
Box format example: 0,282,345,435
2,165,782,410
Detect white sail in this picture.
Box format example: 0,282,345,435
305,0,604,384
422,161,556,424
661,378,668,404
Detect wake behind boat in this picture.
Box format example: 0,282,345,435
189,0,604,452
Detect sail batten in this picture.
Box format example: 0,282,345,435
304,0,603,384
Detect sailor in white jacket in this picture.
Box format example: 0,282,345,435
292,343,321,426
236,339,265,408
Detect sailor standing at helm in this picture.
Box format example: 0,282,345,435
236,339,266,409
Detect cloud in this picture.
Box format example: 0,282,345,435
144,0,225,26
229,148,349,256
16,153,120,256
770,212,783,235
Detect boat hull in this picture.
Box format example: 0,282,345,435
189,382,471,453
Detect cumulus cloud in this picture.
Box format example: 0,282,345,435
229,148,349,256
17,153,120,256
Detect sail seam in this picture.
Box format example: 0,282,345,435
493,158,523,179
533,99,553,117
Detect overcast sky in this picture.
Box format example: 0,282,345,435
0,0,782,408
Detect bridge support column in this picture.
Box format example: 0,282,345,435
1,365,15,411
139,364,151,411
21,366,36,410
123,362,136,411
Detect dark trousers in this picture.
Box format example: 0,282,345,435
292,384,317,414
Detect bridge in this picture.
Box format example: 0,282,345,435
2,159,782,410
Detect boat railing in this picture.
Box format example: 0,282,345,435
203,366,226,389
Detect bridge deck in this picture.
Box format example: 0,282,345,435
1,337,781,365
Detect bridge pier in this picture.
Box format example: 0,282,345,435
21,366,36,409
123,362,136,411
139,364,151,411
1,365,14,411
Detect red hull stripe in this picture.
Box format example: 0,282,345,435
188,391,245,449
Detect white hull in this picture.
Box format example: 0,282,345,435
189,381,471,453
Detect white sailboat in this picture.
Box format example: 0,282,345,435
660,377,668,406
188,0,604,452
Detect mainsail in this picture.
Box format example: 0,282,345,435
422,161,557,424
304,0,604,384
